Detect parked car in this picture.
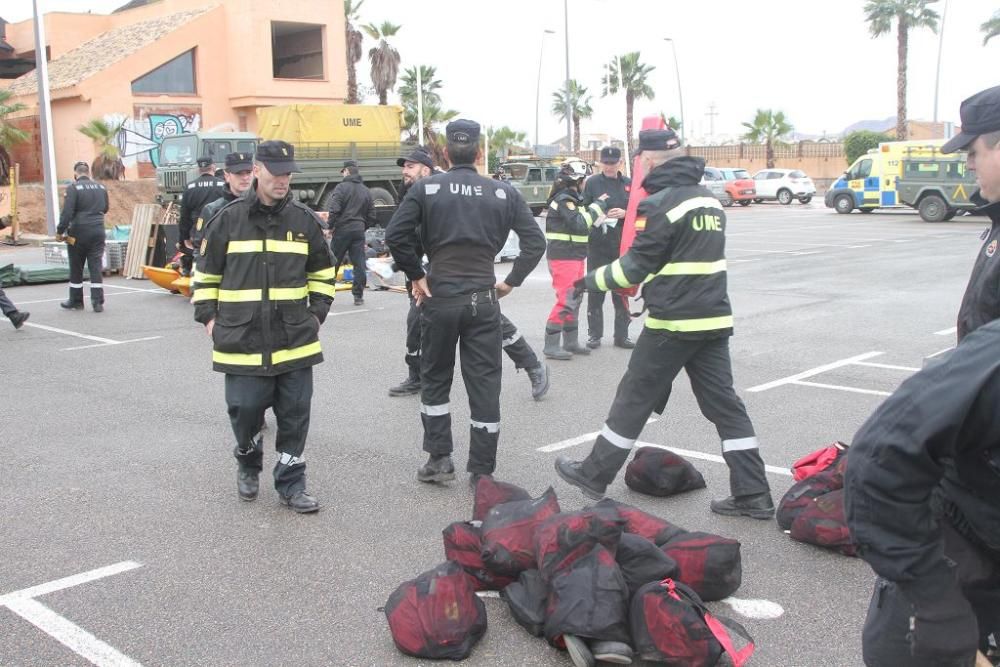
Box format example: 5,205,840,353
701,167,754,206
752,168,816,205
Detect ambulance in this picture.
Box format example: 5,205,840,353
824,139,950,214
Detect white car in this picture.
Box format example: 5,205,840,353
752,168,816,205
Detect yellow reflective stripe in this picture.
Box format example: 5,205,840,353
589,203,604,218
545,232,588,243
308,281,338,297
579,209,594,228
270,286,309,301
610,260,630,287
307,267,337,280
645,315,734,332
227,240,263,254
268,240,309,255
666,197,721,223
272,341,322,365
656,259,727,276
218,289,262,302
635,216,647,231
192,288,218,302
595,267,608,291
213,350,263,366
193,271,222,284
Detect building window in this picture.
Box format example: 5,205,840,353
271,21,324,80
131,49,196,94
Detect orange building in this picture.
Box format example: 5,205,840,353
1,0,348,180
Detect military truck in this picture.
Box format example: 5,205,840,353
499,156,591,215
896,154,980,222
155,131,411,224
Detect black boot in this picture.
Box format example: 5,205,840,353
710,492,775,520
563,327,590,355
61,286,84,310
614,337,635,349
281,490,320,513
60,300,84,310
237,469,259,501
525,363,550,401
417,454,455,483
8,311,29,329
554,436,632,500
389,370,421,397
543,330,572,360
586,336,601,349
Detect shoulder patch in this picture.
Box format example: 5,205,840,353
495,188,507,199
196,218,203,231
425,183,440,195
566,201,576,211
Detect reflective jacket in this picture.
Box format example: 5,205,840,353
546,189,606,261
956,195,1000,342
57,176,108,235
583,172,630,264
583,157,731,339
845,319,1000,599
191,181,336,376
180,174,224,242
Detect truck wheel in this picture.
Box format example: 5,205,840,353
918,194,947,223
368,186,395,207
738,199,751,206
777,188,793,205
720,192,734,207
834,194,854,214
798,195,813,204
753,198,763,204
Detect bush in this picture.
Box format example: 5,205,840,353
844,130,892,165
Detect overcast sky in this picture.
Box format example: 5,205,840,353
5,0,997,144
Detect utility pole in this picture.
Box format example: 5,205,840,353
32,0,59,235
705,102,719,141
563,0,572,153
933,0,949,124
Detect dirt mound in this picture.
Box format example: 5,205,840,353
14,179,160,234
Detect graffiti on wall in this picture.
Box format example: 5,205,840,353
107,105,202,177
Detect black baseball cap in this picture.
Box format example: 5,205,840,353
73,160,89,170
446,119,480,145
942,85,1000,153
600,146,622,164
197,156,214,168
636,128,682,154
396,146,435,170
254,140,300,175
224,152,253,173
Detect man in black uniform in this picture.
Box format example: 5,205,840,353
583,146,633,349
57,161,109,312
191,151,254,253
845,319,1000,666
178,157,224,276
386,119,546,485
388,147,550,401
191,141,336,513
941,85,1000,342
327,160,376,306
553,129,772,517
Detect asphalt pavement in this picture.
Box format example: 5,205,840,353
0,202,987,666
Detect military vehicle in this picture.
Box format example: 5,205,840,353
499,156,592,215
155,132,411,225
897,155,980,222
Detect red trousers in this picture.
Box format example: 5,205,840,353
547,259,585,328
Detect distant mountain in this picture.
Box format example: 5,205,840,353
840,117,895,136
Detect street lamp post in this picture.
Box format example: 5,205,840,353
535,29,555,151
563,0,572,153
664,37,685,143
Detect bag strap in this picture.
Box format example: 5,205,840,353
662,579,756,667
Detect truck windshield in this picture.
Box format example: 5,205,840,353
159,136,198,165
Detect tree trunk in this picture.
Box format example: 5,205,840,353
626,91,635,160
766,140,774,169
346,45,358,103
896,14,908,141
379,90,387,105
0,146,10,186
573,115,581,153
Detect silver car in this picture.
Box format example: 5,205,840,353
700,166,732,205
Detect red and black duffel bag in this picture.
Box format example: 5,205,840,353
631,578,755,667
472,476,531,522
788,488,858,557
595,498,687,545
384,561,487,660
624,446,707,497
480,487,561,576
659,531,742,602
442,521,516,591
791,441,848,481
534,506,625,579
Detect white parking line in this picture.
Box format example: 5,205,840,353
633,442,792,477
854,361,921,372
21,322,163,350
746,351,884,393
935,326,957,336
0,561,143,667
538,419,658,453
62,337,162,352
791,380,892,397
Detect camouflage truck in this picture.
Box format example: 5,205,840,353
896,155,980,222
499,157,592,215
155,131,411,225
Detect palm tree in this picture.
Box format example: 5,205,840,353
398,65,443,107
398,65,456,144
344,0,365,103
482,125,529,172
602,52,655,158
77,118,125,180
551,80,593,153
741,109,793,169
982,10,1000,44
0,90,29,186
864,0,939,140
403,101,458,147
362,21,401,105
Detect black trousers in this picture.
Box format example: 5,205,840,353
224,367,313,497
419,298,501,474
587,254,631,341
0,288,17,318
601,329,769,497
178,243,194,274
405,301,537,380
862,521,1000,666
330,229,367,298
67,226,105,305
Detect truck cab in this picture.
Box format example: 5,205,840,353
156,132,258,205
500,158,561,215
